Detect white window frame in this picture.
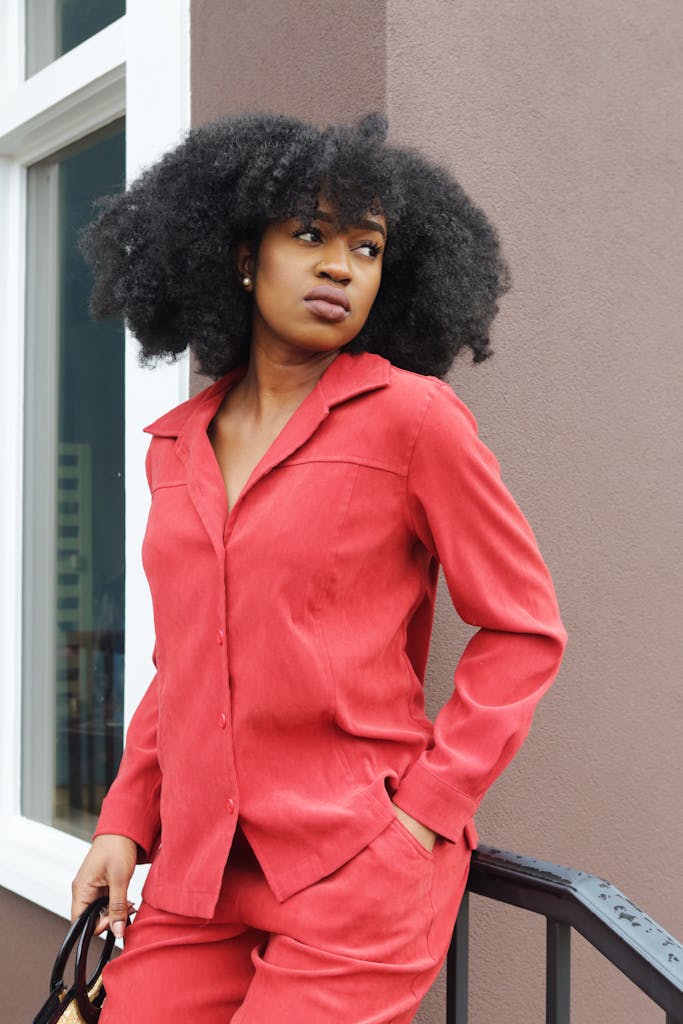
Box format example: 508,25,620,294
0,0,191,919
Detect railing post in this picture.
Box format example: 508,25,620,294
546,918,571,1024
447,889,470,1024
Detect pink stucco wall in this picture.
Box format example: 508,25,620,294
389,4,682,1022
190,0,385,127
189,2,682,1022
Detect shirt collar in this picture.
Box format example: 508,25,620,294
142,351,391,438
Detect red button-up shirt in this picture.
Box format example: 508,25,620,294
93,351,567,918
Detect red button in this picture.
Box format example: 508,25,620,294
218,712,227,729
217,628,224,645
227,798,235,814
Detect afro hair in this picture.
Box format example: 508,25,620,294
79,111,512,380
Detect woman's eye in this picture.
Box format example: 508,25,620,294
291,227,383,258
292,227,321,243
355,241,383,258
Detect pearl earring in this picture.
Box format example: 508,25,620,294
242,276,252,288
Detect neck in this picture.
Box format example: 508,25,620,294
237,335,342,419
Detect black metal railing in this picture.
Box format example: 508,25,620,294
447,844,683,1024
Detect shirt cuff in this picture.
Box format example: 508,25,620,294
92,799,161,864
391,759,478,845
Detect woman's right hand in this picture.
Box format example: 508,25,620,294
71,834,138,938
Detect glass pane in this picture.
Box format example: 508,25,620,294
22,121,126,841
26,0,126,77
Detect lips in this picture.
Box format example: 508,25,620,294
303,285,350,322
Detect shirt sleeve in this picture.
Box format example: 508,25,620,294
91,438,163,863
392,381,568,843
92,658,162,863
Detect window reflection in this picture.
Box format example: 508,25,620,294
23,121,126,840
26,0,126,77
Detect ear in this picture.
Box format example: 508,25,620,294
235,240,255,280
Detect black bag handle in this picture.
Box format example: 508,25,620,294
74,898,117,1021
48,897,114,992
33,897,125,1024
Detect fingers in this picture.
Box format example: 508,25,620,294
71,881,106,924
70,836,139,933
107,876,132,938
71,873,136,935
94,900,137,937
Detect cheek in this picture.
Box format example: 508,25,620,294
259,252,297,291
254,261,301,316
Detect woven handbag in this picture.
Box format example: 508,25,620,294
32,896,126,1023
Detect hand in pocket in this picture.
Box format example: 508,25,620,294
391,802,438,852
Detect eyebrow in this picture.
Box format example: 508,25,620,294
312,208,387,240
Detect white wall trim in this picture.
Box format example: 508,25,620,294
123,0,191,721
0,156,27,858
0,0,24,97
0,19,126,163
0,0,191,921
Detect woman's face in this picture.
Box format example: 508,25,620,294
237,193,387,357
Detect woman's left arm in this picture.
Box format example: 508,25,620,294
392,381,568,844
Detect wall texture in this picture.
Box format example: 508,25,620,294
383,2,682,1022
190,0,386,131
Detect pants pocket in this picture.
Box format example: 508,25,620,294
278,818,435,963
388,815,436,861
424,826,474,963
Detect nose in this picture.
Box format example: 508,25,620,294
316,237,352,284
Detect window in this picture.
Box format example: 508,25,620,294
22,121,126,842
25,0,126,76
0,0,189,918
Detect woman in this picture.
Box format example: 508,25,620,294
71,111,567,1023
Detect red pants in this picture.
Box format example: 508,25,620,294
100,818,473,1023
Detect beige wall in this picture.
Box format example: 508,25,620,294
387,3,682,1022
190,0,385,127
191,2,682,1022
